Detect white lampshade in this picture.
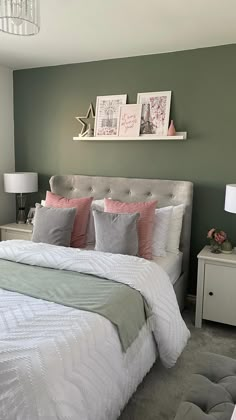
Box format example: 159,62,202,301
4,172,38,194
224,184,236,214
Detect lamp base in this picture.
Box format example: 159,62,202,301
17,209,26,224
17,194,27,224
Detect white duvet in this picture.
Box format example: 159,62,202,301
0,240,190,420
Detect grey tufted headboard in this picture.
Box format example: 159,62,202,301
50,175,193,277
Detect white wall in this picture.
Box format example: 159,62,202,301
0,65,15,224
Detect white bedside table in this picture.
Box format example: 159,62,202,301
195,245,236,328
0,223,33,241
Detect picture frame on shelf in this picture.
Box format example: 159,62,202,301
137,91,171,136
118,104,142,137
94,94,127,137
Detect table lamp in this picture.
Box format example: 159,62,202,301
4,172,38,224
225,184,236,214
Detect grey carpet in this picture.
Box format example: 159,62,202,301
119,305,236,420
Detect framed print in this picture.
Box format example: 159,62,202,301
137,91,171,136
95,94,127,136
118,104,142,137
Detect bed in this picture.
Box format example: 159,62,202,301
50,175,193,310
0,175,193,420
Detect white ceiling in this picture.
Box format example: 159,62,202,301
0,0,236,70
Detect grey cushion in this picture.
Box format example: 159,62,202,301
32,205,76,247
93,209,139,255
174,352,236,420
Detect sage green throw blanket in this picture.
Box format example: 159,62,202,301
0,259,148,351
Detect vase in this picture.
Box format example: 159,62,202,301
167,120,176,136
210,242,222,253
221,240,233,254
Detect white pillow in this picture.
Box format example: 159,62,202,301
32,200,45,225
152,206,173,257
86,199,105,244
167,204,185,254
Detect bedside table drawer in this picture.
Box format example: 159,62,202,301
203,264,236,326
1,229,32,241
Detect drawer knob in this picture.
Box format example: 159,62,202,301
209,292,214,296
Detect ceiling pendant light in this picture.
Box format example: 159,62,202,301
0,0,40,36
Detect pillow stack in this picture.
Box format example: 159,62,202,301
32,192,93,248
33,190,185,259
45,191,93,248
88,200,184,258
104,198,157,260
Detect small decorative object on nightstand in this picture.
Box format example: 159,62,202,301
195,246,236,328
207,228,228,253
0,223,33,241
221,239,233,254
3,172,38,224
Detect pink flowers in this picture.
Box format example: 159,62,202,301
207,228,227,244
215,232,227,244
207,228,215,239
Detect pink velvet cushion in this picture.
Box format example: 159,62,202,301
104,198,157,259
45,191,93,248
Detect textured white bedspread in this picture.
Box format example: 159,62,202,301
0,240,190,420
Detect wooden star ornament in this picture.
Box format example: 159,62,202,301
75,103,95,137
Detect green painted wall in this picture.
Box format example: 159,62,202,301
13,44,236,294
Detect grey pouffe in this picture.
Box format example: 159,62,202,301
174,352,236,420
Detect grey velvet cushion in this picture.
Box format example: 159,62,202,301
174,352,236,420
93,209,139,255
32,205,76,247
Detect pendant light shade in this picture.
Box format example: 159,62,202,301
0,0,40,36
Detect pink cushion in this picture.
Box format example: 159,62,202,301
104,198,157,259
45,191,93,248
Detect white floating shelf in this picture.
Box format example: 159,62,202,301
73,132,187,141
